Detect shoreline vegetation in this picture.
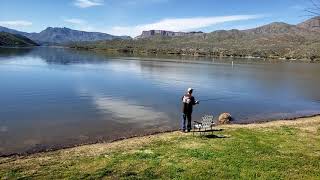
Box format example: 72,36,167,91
76,47,320,64
68,38,320,62
1,116,319,179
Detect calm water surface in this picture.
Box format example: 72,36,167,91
1,47,320,155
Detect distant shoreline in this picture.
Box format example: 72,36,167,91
69,46,320,63
4,45,318,63
1,42,319,63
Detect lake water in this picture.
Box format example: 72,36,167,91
1,47,320,156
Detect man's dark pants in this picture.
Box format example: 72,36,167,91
181,113,192,132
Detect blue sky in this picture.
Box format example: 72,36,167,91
0,0,315,37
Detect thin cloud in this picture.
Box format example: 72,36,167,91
290,5,306,10
0,20,32,27
125,0,169,5
108,14,264,37
62,18,96,32
73,0,104,8
64,18,86,25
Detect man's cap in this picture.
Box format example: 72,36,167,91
187,88,193,92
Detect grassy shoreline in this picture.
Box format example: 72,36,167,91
1,116,320,179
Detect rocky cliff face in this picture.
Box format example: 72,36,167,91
297,16,320,32
136,30,203,39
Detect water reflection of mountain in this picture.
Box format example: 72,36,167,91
29,47,108,65
0,48,33,58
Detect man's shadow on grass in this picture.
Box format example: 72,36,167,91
204,134,228,139
193,129,229,139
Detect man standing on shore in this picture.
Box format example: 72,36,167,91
181,88,199,132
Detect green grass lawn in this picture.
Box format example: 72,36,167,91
1,117,320,179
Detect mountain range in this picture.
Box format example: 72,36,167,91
0,26,131,45
1,16,319,61
70,16,320,61
136,16,320,39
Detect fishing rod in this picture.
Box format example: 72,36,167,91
198,96,236,102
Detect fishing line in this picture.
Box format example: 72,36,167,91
198,96,237,102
